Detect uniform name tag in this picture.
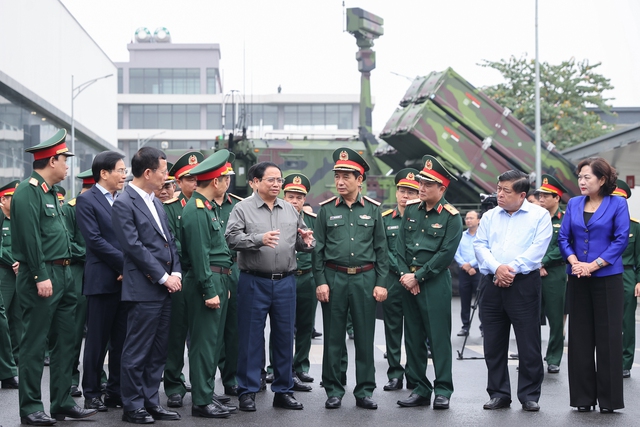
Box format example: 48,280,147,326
2,227,8,231
387,225,399,230
329,215,342,220
407,218,416,223
46,204,55,208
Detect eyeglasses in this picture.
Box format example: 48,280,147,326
112,168,128,175
261,177,284,185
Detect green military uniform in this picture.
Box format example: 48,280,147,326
314,147,389,400
215,191,243,393
612,180,640,374
382,168,420,387
180,150,234,408
396,155,462,401
11,130,78,417
537,174,569,369
162,151,204,400
0,180,19,382
0,180,22,364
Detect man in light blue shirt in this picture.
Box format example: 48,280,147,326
454,210,482,336
473,170,552,413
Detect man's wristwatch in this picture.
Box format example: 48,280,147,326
595,257,604,268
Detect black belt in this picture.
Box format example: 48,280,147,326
544,261,565,268
241,270,294,280
295,268,312,276
325,262,374,275
49,258,71,266
624,265,635,270
210,265,232,275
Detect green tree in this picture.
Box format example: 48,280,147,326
480,56,615,150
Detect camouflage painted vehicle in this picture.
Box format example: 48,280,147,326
381,68,578,200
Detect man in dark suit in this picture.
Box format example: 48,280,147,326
76,152,128,412
112,147,182,424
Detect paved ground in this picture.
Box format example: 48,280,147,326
2,296,640,426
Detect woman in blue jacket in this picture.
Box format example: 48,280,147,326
558,157,629,413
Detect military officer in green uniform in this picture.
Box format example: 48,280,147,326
395,155,462,410
612,179,640,378
63,169,94,397
162,151,204,408
1,181,22,361
536,174,569,374
11,129,97,425
314,147,389,410
213,155,244,397
0,180,20,389
180,149,236,418
381,168,420,391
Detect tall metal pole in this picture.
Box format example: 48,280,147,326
534,0,542,188
71,75,76,196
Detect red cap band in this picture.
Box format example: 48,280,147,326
175,164,197,179
82,177,96,185
0,187,16,198
612,188,628,198
33,142,70,161
283,183,307,194
540,183,563,197
195,163,228,181
334,160,365,175
420,169,450,187
397,179,419,190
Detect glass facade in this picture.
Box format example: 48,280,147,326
206,68,219,94
246,104,278,129
206,104,222,129
129,68,200,94
129,104,201,129
283,104,352,130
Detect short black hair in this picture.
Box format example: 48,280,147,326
498,170,530,195
252,162,281,180
247,164,258,181
92,151,125,182
131,147,166,178
33,154,61,170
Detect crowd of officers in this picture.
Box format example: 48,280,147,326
0,128,638,425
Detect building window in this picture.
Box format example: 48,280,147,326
246,104,277,129
128,104,201,129
206,68,220,94
129,68,201,94
207,104,222,129
283,104,353,130
118,68,123,94
118,105,123,129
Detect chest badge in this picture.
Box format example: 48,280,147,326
359,214,371,220
431,223,443,229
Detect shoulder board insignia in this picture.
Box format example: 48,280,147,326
631,217,639,223
406,199,421,205
195,199,205,209
29,177,39,186
68,198,76,207
204,200,212,210
382,209,394,217
553,223,561,228
304,211,317,218
319,196,338,206
229,193,244,202
363,195,381,206
443,204,459,215
163,197,179,205
41,182,49,193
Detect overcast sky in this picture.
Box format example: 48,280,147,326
61,0,640,132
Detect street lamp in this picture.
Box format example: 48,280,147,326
137,130,167,150
70,73,113,195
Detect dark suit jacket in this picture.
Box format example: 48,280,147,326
558,194,629,277
76,185,124,295
112,184,181,302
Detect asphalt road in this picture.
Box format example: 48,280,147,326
1,296,639,426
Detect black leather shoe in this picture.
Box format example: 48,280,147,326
547,364,560,374
273,392,304,410
457,328,469,336
184,381,191,393
122,408,154,424
85,397,107,412
51,405,98,421
311,329,322,338
325,396,342,409
70,385,82,397
239,393,256,412
260,377,267,391
577,405,595,412
146,405,180,420
224,384,239,395
292,376,312,392
383,352,387,359
211,396,237,414
192,403,230,418
20,411,56,426
383,378,403,391
43,356,50,366
100,382,107,393
213,392,230,404
406,381,417,390
265,372,274,383
433,395,450,409
397,393,430,407
600,407,614,413
355,396,377,409
509,353,519,359
167,393,183,408
348,332,355,340
483,397,511,410
522,401,540,412
104,394,123,408
1,376,18,389
297,371,314,382
623,369,631,378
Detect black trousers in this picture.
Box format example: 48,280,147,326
458,271,482,330
82,293,128,399
567,274,624,410
480,271,543,403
